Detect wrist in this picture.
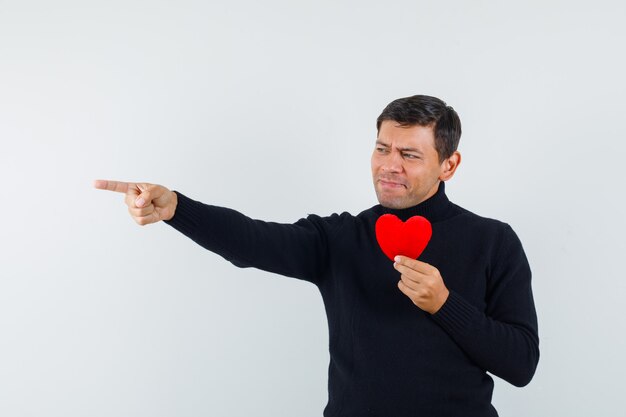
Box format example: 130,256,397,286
165,190,178,221
430,287,450,314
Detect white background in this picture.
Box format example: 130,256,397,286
1,0,625,416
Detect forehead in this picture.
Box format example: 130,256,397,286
376,120,436,151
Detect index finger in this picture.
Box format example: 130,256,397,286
93,179,134,193
394,255,430,271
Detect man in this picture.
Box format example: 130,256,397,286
94,95,539,416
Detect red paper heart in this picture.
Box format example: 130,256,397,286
375,214,432,261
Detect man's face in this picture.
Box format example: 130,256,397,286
371,120,446,209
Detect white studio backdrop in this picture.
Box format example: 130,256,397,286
1,0,625,416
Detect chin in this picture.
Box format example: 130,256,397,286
376,194,408,209
382,201,410,209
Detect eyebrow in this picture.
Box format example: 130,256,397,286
375,140,424,155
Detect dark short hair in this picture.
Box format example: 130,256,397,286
376,95,461,163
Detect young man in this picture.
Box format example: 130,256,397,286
94,95,539,416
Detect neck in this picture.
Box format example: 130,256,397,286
374,181,452,222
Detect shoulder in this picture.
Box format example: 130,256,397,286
446,202,524,250
296,210,356,238
303,210,355,224
449,204,530,281
302,206,383,237
448,202,511,230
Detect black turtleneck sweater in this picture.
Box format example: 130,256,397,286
163,181,539,417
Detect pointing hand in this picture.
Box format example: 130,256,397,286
93,179,178,225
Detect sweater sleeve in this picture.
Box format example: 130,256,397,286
162,190,337,285
430,223,540,387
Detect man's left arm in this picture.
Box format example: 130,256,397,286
394,223,539,387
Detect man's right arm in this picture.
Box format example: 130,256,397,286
94,179,339,285
163,190,338,285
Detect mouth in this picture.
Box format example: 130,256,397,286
378,179,406,189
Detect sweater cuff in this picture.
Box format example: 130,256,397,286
430,290,479,337
162,191,205,236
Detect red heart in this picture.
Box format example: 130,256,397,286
375,214,432,261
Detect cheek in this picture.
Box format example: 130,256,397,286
370,155,379,171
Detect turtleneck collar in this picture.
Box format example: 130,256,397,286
372,180,453,223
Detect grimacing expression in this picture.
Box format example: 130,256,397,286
371,120,455,209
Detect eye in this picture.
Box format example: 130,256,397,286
376,147,387,153
403,153,419,159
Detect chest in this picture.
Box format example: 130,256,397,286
329,219,492,313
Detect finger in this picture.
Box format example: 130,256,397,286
134,211,160,226
128,202,155,217
134,184,166,208
119,183,159,208
398,280,419,300
394,255,421,269
93,179,133,194
393,261,428,281
399,274,420,291
394,256,433,274
393,262,421,282
125,190,144,208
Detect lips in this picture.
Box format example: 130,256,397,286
379,178,406,188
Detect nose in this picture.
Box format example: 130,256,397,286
381,150,403,173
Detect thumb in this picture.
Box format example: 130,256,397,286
134,183,152,207
134,183,165,207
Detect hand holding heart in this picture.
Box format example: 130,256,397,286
394,255,449,314
375,213,448,314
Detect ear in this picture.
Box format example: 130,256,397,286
438,151,461,181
